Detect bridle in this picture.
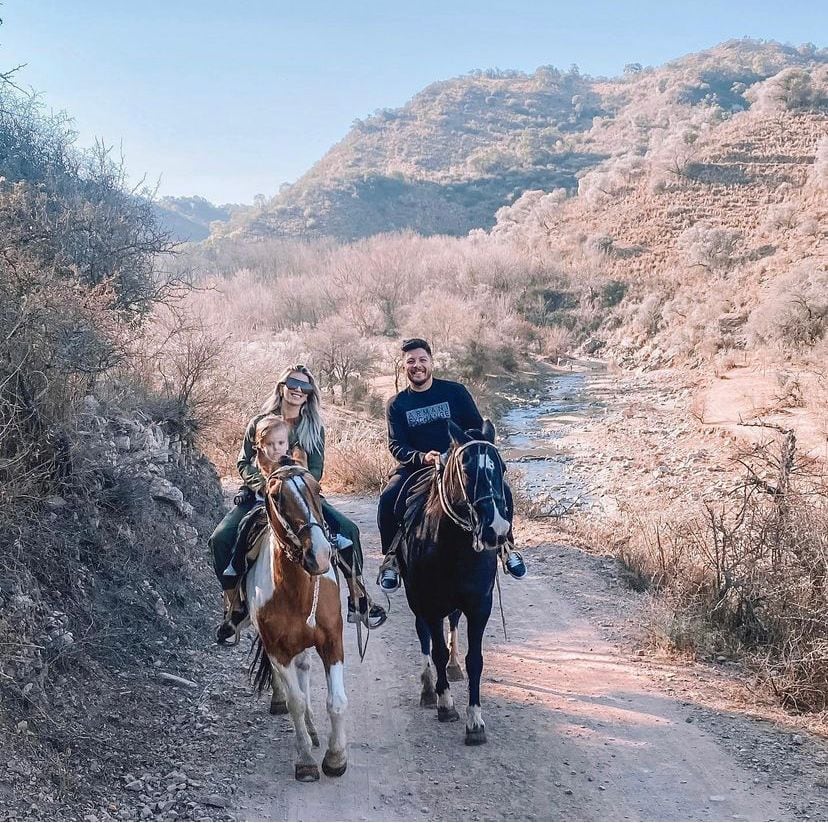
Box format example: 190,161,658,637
264,465,331,564
437,439,507,548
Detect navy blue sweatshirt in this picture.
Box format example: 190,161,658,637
385,378,484,469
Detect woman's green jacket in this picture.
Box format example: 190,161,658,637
236,413,325,491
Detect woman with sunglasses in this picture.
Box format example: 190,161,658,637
209,364,387,643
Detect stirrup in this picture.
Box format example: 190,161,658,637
348,597,388,629
215,610,245,646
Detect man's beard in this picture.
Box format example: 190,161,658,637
408,370,430,385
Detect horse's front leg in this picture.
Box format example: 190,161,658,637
295,650,319,748
427,617,459,722
320,642,348,777
464,602,492,745
273,654,319,781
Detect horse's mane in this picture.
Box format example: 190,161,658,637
401,451,470,561
402,468,440,545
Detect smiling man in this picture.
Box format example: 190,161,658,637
377,337,526,591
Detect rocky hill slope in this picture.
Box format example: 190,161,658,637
219,39,826,241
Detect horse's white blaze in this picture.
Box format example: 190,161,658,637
325,662,347,759
437,688,455,709
490,504,510,538
285,476,331,572
466,704,484,730
478,454,496,471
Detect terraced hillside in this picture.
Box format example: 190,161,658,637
217,39,826,241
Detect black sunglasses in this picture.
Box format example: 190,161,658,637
284,376,314,393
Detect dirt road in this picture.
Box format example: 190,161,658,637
230,497,817,822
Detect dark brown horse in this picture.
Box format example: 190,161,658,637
248,459,347,782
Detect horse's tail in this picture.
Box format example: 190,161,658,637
249,636,273,695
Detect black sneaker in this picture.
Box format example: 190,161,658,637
379,568,400,592
214,607,247,645
348,597,388,629
504,550,527,579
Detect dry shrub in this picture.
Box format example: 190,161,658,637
581,433,828,710
322,413,394,494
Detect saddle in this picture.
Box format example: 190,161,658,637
381,468,434,575
217,505,269,645
238,503,270,566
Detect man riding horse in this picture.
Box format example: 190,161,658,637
377,337,526,591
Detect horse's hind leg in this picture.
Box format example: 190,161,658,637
464,604,492,746
427,617,459,723
416,617,437,707
274,654,319,781
269,677,288,715
295,650,319,748
447,610,465,682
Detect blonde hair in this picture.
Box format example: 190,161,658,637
261,364,324,454
255,414,289,449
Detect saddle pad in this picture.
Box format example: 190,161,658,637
235,504,269,566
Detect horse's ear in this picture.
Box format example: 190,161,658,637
449,420,472,445
265,474,282,496
277,455,296,467
481,419,496,443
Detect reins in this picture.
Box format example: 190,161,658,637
265,463,376,660
437,439,505,549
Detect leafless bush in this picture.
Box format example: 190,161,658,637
306,316,378,404
588,433,828,710
322,414,394,494
745,65,828,113
748,264,828,349
678,221,743,273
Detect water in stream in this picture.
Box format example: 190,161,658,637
499,369,606,514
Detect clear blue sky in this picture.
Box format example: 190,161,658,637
2,0,824,203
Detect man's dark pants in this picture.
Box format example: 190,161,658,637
378,466,418,554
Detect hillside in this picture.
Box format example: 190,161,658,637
154,195,249,242
218,39,826,241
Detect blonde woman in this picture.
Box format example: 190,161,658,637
209,365,387,643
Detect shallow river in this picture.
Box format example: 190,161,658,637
499,367,607,513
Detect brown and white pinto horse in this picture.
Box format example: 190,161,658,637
248,458,347,782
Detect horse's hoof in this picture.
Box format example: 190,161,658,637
269,700,288,715
322,752,348,778
447,662,465,682
420,690,438,708
465,727,487,745
295,763,320,782
437,706,460,722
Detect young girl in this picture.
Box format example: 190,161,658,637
220,414,290,579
